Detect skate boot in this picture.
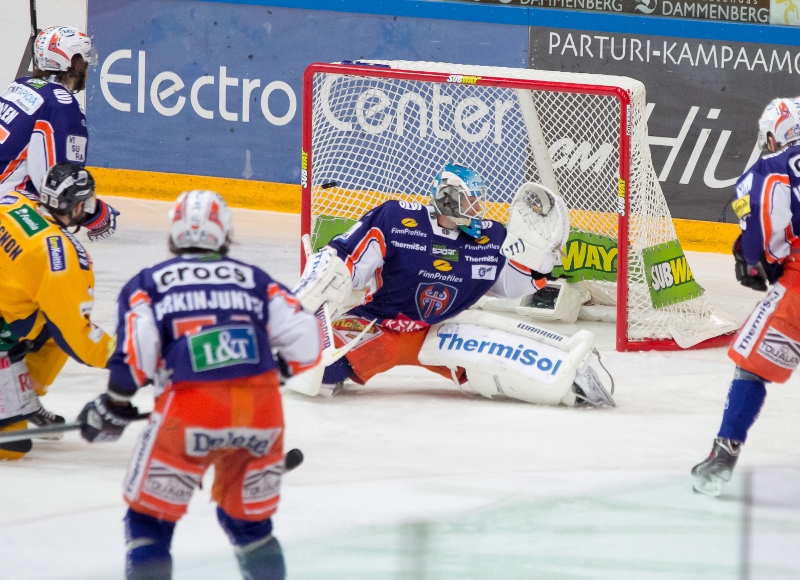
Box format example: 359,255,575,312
29,405,66,440
319,381,344,397
691,438,741,497
572,367,615,407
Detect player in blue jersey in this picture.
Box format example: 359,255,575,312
0,26,118,242
692,97,800,496
77,190,324,579
287,164,615,408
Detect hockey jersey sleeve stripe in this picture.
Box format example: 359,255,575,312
33,120,56,169
266,282,323,373
760,173,790,264
345,227,386,275
0,148,27,185
266,283,300,312
42,312,91,366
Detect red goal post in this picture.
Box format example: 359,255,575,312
300,61,737,352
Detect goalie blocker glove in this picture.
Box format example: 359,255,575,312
83,199,120,242
78,392,141,443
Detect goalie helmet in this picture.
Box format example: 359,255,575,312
169,190,233,253
430,164,486,238
33,26,98,72
39,162,97,217
757,97,800,152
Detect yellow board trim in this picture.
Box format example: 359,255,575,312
88,166,302,213
89,166,740,254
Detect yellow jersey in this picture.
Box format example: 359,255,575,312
0,193,111,385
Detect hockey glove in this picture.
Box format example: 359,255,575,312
733,236,768,292
78,392,140,443
84,199,120,242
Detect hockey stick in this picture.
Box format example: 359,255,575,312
0,411,151,445
15,0,38,80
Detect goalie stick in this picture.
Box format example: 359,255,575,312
15,0,38,80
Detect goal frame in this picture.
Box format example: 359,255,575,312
300,61,733,353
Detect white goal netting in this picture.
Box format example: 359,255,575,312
302,60,735,350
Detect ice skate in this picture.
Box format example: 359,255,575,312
572,367,615,408
29,404,66,441
691,438,740,497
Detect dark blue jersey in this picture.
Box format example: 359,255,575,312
0,77,88,196
107,254,322,397
328,201,534,329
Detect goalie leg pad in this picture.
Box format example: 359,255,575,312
419,320,609,407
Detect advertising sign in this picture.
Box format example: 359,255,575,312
642,240,705,307
443,0,770,23
87,0,528,185
531,27,800,221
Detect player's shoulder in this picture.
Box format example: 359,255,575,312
2,78,77,113
378,199,427,217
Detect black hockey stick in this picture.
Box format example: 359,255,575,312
15,0,39,80
0,411,151,445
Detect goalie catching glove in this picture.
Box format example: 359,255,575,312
500,183,570,274
78,392,142,443
292,247,353,317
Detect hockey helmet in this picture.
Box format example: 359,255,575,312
39,162,97,216
34,26,97,73
757,97,800,152
430,163,486,238
169,190,233,252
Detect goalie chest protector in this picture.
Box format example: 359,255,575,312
329,201,510,327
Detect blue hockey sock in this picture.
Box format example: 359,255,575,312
717,374,767,444
322,356,353,385
217,507,286,580
124,508,175,580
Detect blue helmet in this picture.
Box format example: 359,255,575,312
430,164,486,237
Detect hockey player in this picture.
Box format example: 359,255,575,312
0,25,119,241
77,190,323,580
288,164,615,407
0,162,112,459
692,97,800,496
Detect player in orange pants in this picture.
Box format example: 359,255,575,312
78,190,323,579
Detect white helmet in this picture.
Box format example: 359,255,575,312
757,97,800,152
34,26,97,72
169,190,233,252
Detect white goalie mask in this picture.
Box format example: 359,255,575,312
757,97,800,152
430,164,486,238
169,190,233,252
34,26,98,72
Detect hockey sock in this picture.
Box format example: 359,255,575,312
124,508,175,580
717,373,767,444
217,507,286,580
322,356,353,385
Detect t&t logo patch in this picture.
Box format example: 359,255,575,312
188,325,259,371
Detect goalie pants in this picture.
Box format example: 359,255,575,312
331,316,465,384
123,372,284,523
729,264,800,383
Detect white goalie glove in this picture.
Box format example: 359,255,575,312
418,309,615,408
291,247,353,318
500,182,570,274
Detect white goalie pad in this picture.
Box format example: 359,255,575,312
292,247,353,317
476,279,586,324
418,310,614,407
500,183,570,273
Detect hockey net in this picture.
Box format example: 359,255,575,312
301,61,736,351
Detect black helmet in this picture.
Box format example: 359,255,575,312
39,163,97,217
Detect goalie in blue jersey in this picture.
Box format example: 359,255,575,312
287,164,615,408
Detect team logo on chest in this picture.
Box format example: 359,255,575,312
416,283,457,320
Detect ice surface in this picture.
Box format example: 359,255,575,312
1,197,799,579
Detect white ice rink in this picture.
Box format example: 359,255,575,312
1,197,799,579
